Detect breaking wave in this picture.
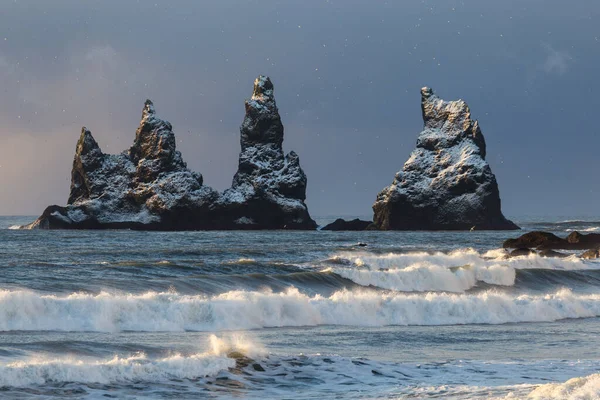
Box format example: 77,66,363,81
329,264,515,292
333,249,591,272
323,249,598,293
517,373,600,399
0,352,233,387
1,288,600,332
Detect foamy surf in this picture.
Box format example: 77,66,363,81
1,287,600,332
506,373,600,399
329,264,516,292
334,249,590,272
0,352,233,387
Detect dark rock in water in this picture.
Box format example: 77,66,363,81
321,218,372,231
252,363,265,372
580,249,600,259
538,249,570,258
21,76,316,231
371,87,518,231
23,103,219,230
219,76,316,230
509,248,536,257
226,351,255,374
566,231,600,247
504,231,600,251
503,231,566,249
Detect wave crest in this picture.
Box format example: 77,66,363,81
325,249,593,293
519,373,600,399
1,288,600,332
0,352,233,387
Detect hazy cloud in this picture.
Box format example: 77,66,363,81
542,44,572,75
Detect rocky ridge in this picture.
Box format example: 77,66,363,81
23,76,316,230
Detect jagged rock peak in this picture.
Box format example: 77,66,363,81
241,75,284,148
224,75,316,230
22,77,316,231
418,87,486,159
137,99,170,132
251,75,275,103
371,87,518,231
421,86,471,129
129,99,179,167
142,99,157,119
68,127,105,205
76,127,102,156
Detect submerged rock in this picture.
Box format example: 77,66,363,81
371,87,518,231
509,248,536,257
321,218,371,231
22,77,316,230
538,249,570,258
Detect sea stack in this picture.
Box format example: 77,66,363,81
371,87,518,230
219,76,316,229
23,101,219,230
22,76,316,230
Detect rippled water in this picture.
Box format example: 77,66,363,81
1,216,600,399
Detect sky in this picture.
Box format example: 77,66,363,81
0,0,598,218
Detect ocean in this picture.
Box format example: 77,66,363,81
1,216,600,399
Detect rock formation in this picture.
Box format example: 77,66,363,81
504,231,600,251
321,218,372,231
218,76,316,229
22,76,316,230
371,87,519,231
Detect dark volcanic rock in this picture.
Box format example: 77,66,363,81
504,231,600,251
538,249,570,258
566,231,600,247
219,76,316,229
22,76,316,230
509,248,537,257
503,231,566,249
24,103,218,230
371,87,518,231
321,218,372,231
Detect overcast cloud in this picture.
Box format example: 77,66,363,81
0,0,598,218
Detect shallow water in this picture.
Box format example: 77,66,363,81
1,216,599,399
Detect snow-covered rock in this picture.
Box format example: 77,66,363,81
220,76,316,229
371,87,518,231
22,77,316,230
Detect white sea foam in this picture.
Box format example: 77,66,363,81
7,225,20,230
0,333,270,388
1,288,600,332
343,249,589,271
329,264,515,292
507,373,600,399
0,352,233,387
326,249,594,292
566,226,600,232
225,258,257,265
